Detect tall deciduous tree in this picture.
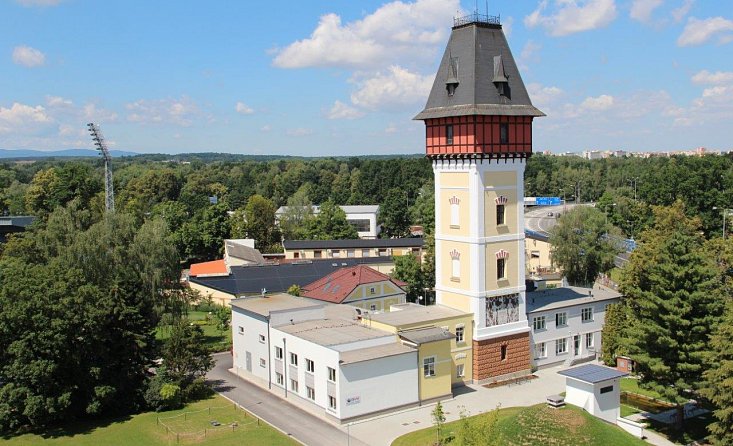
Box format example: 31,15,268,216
392,254,426,303
304,200,357,240
279,185,315,240
163,321,213,386
233,194,281,253
380,187,411,238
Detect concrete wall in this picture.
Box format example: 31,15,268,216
189,282,235,306
232,308,271,387
564,377,622,425
417,339,453,401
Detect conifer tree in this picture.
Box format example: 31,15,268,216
701,303,733,445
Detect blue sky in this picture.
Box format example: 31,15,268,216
1,0,732,155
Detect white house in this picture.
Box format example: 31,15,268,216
275,205,380,239
559,364,629,424
526,285,621,369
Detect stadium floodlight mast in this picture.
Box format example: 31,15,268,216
87,123,115,213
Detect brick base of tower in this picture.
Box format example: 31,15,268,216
472,331,531,384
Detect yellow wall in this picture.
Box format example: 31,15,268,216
417,339,453,401
484,189,519,237
484,241,520,289
440,172,469,188
525,237,556,274
439,240,471,291
483,171,517,188
188,282,235,306
439,189,470,237
341,280,406,312
283,247,423,261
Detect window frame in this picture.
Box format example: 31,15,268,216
275,372,284,386
275,346,283,360
497,258,506,280
238,326,244,335
500,123,509,144
533,316,546,331
423,356,436,377
290,352,298,366
306,358,315,373
446,124,454,145
456,363,465,378
290,378,298,392
535,342,547,359
556,338,568,355
500,345,507,361
328,395,337,410
585,333,594,349
259,334,266,343
307,386,315,401
455,326,465,343
259,358,266,368
496,204,506,226
556,312,567,327
581,307,594,322
327,367,336,383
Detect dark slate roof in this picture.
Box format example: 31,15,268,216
189,256,394,296
559,364,629,383
415,21,544,120
283,238,424,250
0,215,36,228
526,285,621,314
399,326,455,345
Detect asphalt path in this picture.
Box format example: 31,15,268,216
524,204,576,236
207,352,369,446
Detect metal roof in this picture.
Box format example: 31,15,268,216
0,215,36,228
230,294,322,318
370,303,469,327
414,21,544,120
275,319,391,347
339,343,416,365
224,240,265,264
283,238,424,250
399,326,454,345
526,285,621,314
559,364,629,383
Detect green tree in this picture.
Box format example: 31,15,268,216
233,194,281,253
431,401,446,445
455,405,501,446
380,188,411,238
549,206,623,286
701,303,733,445
392,254,426,303
279,185,315,240
600,301,631,366
162,321,213,387
176,203,232,262
287,284,301,296
304,200,357,240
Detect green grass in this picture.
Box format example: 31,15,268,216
620,404,641,418
1,394,298,446
156,311,232,353
620,378,667,401
392,404,647,446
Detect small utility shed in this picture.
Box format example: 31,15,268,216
559,364,628,424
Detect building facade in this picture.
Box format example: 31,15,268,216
282,238,424,263
276,205,380,239
415,14,544,383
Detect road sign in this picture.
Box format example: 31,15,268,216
536,197,561,206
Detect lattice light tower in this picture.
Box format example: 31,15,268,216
87,123,115,212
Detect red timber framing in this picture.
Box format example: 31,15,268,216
425,115,533,157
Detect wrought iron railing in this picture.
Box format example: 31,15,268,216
453,12,501,27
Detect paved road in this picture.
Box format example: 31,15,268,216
206,352,369,446
524,204,576,236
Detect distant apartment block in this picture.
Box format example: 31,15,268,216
276,205,380,239
282,238,424,262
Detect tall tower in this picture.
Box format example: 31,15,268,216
415,13,544,383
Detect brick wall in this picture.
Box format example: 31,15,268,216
473,332,531,381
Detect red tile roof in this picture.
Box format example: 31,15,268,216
189,259,229,277
301,265,407,304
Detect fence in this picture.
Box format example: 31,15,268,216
157,403,261,444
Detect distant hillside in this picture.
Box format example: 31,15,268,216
0,149,138,159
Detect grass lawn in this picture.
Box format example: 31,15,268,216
156,311,232,353
621,404,641,418
620,378,667,401
392,404,647,446
1,394,298,446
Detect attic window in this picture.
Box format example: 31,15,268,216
493,55,510,98
446,56,459,96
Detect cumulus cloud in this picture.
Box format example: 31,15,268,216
0,102,53,134
671,0,694,23
527,83,563,110
235,102,254,115
691,70,733,85
286,127,313,137
126,97,201,127
12,45,46,68
581,94,615,111
45,95,73,107
524,0,617,36
678,16,733,46
350,65,433,111
518,41,542,70
630,0,663,23
326,101,365,120
272,0,457,69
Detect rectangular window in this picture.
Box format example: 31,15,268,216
331,250,340,258
293,252,299,259
238,326,244,335
535,342,547,359
533,316,546,331
600,385,614,394
306,358,315,373
347,249,355,258
290,352,298,366
259,358,266,368
259,334,266,343
314,250,322,258
582,307,594,322
456,364,465,377
329,395,337,410
450,201,459,228
585,333,594,349
496,204,505,225
275,346,283,360
307,386,315,401
497,258,506,280
423,357,436,377
290,379,298,392
446,124,454,145
455,326,464,343
452,257,460,280
362,249,370,257
369,287,376,295
349,219,371,232
500,345,507,361
556,338,568,355
500,123,509,144
556,312,567,327
370,303,377,311
275,372,284,386
328,367,336,383
378,248,388,257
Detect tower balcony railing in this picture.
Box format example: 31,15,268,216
453,12,501,27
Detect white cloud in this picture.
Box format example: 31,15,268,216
326,101,365,120
527,83,563,109
518,40,542,70
502,17,514,39
691,70,733,85
286,128,313,137
12,45,46,68
126,97,200,127
83,103,118,123
678,16,733,46
235,102,254,115
0,102,53,134
15,0,62,6
350,65,433,111
260,125,272,132
630,0,663,23
524,0,617,36
45,95,73,107
581,94,615,111
671,0,694,23
384,123,398,134
272,0,457,69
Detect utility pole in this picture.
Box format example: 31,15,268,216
87,123,115,213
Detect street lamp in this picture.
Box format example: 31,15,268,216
713,207,733,239
628,178,640,201
605,203,617,227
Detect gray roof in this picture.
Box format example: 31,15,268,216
399,326,455,345
0,215,36,228
415,21,544,120
283,238,424,250
370,303,469,326
526,285,621,314
340,343,416,365
275,319,391,347
559,364,629,383
225,240,266,264
230,294,322,317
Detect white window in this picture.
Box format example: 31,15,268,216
533,316,546,331
362,249,370,257
238,326,244,335
585,333,594,348
456,364,465,377
581,307,593,322
556,338,568,355
423,357,436,377
450,198,460,228
259,334,265,343
347,249,355,258
535,342,547,359
306,358,314,373
455,326,464,343
451,257,460,280
290,352,298,366
259,358,266,368
307,386,315,401
328,395,337,410
556,312,567,327
332,250,340,258
275,346,283,360
275,372,284,386
290,379,298,392
328,367,336,383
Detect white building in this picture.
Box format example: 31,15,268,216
526,285,621,369
275,205,380,239
231,294,419,423
559,364,629,424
